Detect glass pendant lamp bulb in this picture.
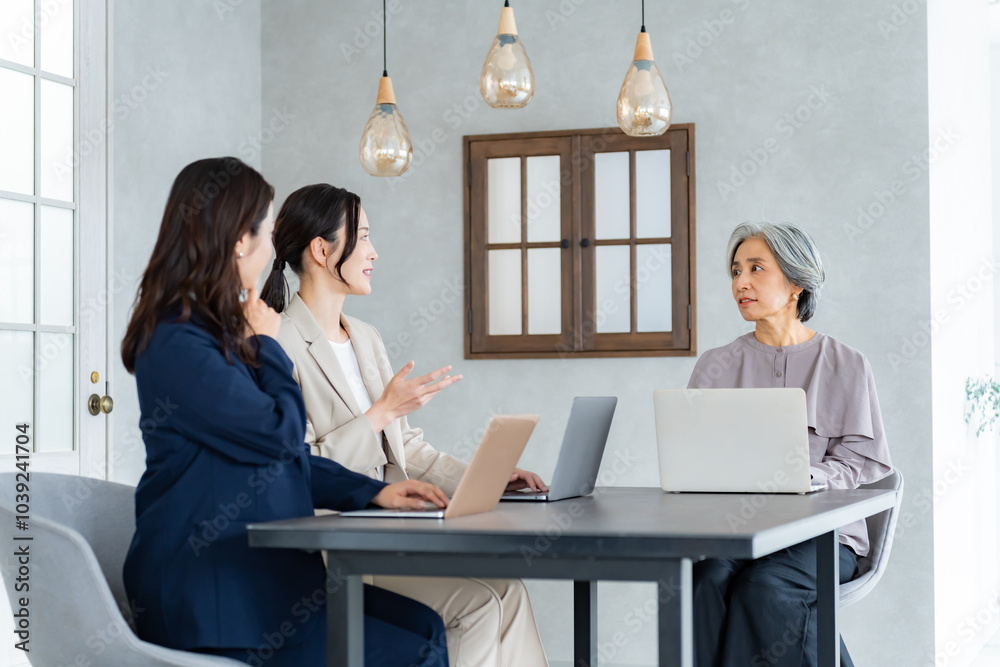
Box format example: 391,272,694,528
617,31,672,137
480,2,534,109
358,74,413,177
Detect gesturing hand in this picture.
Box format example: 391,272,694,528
372,480,450,510
366,362,462,433
243,288,281,340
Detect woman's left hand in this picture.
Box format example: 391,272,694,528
505,468,548,493
372,479,450,509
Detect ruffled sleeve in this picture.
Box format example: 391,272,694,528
687,338,750,389
795,339,893,485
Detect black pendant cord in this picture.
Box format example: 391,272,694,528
382,0,388,77
641,0,646,32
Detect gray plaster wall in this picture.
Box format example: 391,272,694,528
109,0,262,484
260,1,934,664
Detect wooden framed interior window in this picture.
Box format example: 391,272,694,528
464,125,696,359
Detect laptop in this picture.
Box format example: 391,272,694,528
653,388,826,494
500,396,617,502
341,414,539,519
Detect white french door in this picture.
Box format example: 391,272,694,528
0,1,107,664
0,0,108,476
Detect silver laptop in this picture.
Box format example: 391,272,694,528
501,397,617,502
653,388,826,494
341,414,538,518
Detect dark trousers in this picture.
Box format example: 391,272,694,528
194,584,448,667
693,539,858,667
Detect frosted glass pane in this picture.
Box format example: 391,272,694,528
0,68,34,194
41,79,74,202
0,1,34,66
595,245,630,333
41,206,73,325
0,331,33,438
526,155,560,242
37,332,73,452
637,244,672,332
595,152,630,239
527,248,560,335
0,199,34,323
487,158,521,244
41,0,74,78
636,150,671,238
488,250,521,335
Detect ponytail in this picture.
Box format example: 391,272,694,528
260,257,289,312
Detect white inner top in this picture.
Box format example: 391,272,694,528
328,337,382,481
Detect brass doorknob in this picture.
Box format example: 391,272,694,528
88,394,114,415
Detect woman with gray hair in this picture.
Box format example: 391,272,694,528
687,222,893,667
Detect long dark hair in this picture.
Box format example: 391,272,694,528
121,157,274,373
260,184,361,313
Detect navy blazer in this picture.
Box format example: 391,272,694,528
122,306,386,651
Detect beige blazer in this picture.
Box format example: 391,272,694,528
278,293,467,496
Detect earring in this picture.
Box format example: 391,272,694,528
237,251,244,258
792,293,800,301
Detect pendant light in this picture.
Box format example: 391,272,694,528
480,1,534,109
617,0,672,137
359,0,412,177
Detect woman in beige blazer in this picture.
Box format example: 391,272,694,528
261,183,549,667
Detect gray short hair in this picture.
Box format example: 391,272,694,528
726,222,825,322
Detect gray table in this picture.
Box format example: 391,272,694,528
248,486,897,667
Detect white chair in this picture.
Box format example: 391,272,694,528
0,472,242,666
840,468,904,606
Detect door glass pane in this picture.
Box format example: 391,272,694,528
488,249,521,335
0,331,33,435
41,0,74,78
0,1,34,67
41,205,73,325
527,248,560,335
37,332,73,452
595,152,630,240
636,244,672,332
41,79,74,202
595,245,630,333
487,157,521,244
636,150,670,238
0,198,34,323
526,155,560,242
0,67,35,195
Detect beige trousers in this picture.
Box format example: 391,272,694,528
371,575,549,667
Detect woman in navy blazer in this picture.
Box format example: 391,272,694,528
120,157,451,666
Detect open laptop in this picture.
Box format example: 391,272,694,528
501,396,617,502
653,388,826,494
341,414,539,519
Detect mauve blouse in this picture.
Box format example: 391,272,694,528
687,332,893,556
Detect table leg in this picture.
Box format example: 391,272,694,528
658,558,693,667
816,530,840,667
574,580,598,666
326,557,364,667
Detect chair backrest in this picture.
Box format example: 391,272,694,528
0,472,137,617
840,469,903,607
0,472,242,666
